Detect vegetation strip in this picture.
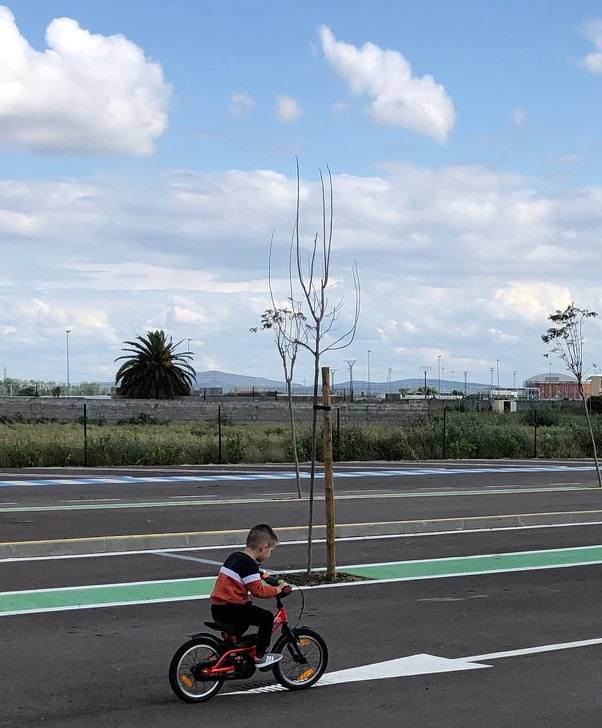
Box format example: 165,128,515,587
4,545,602,616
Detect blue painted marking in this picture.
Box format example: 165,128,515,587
0,464,596,488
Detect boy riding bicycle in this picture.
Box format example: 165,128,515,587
210,523,288,668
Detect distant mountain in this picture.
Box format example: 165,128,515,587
192,371,492,394
334,378,491,394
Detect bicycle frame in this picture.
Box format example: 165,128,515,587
199,599,296,678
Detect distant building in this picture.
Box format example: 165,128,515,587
524,372,592,400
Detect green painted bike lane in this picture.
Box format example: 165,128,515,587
3,545,602,617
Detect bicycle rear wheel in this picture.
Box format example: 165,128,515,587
273,628,328,690
169,637,223,703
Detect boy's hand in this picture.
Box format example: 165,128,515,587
276,582,290,594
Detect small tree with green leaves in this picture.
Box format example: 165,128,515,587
115,330,196,399
542,304,601,487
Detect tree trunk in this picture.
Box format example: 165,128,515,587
581,390,602,487
286,377,302,498
321,367,336,582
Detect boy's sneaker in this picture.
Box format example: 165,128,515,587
255,653,283,670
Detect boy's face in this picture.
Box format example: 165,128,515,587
255,541,277,563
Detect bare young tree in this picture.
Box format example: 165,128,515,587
291,159,361,574
542,303,601,487
251,303,305,498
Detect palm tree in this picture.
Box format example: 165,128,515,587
115,330,196,399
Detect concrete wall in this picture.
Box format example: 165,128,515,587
0,396,429,425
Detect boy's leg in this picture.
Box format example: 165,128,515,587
241,604,274,658
211,604,251,637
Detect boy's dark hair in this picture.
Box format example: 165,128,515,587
246,524,278,549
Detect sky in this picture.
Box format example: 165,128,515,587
2,0,602,387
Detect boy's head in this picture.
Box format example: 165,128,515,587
246,523,278,562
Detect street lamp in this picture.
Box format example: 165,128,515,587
388,367,392,394
496,358,501,389
330,368,337,394
450,369,455,393
441,366,445,395
420,366,431,399
345,360,356,403
65,329,71,397
513,370,517,389
437,354,442,396
489,366,494,392
463,371,469,395
367,350,371,398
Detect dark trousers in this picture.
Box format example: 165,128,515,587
212,602,274,657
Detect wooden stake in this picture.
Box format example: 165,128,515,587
321,366,336,581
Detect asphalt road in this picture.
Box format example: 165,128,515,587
2,530,602,727
1,461,601,542
2,462,602,727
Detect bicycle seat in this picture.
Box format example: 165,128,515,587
204,620,235,633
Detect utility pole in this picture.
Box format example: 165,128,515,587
66,329,71,397
345,360,356,403
420,366,431,399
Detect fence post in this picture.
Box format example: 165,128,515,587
442,406,447,459
336,407,340,462
218,405,222,464
83,403,88,467
533,407,538,459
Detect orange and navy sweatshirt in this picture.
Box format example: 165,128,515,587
210,551,279,606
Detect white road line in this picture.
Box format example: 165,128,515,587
150,551,223,566
63,498,122,503
4,519,602,563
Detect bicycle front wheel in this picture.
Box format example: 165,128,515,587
273,627,328,690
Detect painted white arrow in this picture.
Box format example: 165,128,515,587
226,654,491,695
226,636,602,696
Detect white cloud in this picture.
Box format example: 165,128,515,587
582,20,602,73
275,95,303,122
318,25,454,142
0,5,170,155
228,92,255,118
512,107,526,126
2,163,602,383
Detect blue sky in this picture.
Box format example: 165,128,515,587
1,1,602,386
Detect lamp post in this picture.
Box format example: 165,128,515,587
463,371,468,395
388,367,392,394
420,366,431,399
65,329,71,398
450,369,455,393
330,368,337,394
496,358,501,389
437,354,442,396
513,370,517,389
489,366,494,392
345,360,356,403
441,366,445,395
367,350,371,398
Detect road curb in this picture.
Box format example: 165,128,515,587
3,509,602,559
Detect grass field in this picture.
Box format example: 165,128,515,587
1,410,600,466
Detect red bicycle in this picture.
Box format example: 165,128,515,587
169,578,328,702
